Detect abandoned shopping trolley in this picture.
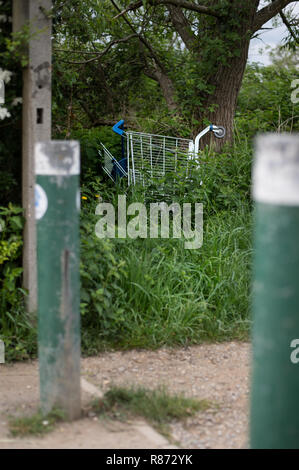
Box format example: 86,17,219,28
100,120,225,186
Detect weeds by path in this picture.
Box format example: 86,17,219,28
8,386,212,439
93,385,212,435
9,409,65,437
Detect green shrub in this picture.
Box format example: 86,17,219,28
0,204,37,361
80,206,128,352
236,61,299,137
0,204,24,314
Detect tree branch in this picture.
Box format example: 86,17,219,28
54,34,138,65
279,9,299,43
110,0,167,72
113,0,222,20
113,0,143,18
54,49,107,55
167,5,197,50
253,0,297,33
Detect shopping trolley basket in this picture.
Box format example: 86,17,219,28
100,141,127,182
100,120,225,185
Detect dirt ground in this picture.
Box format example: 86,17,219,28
0,341,250,449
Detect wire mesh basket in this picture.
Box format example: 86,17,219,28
126,131,194,186
100,142,127,181
100,120,225,188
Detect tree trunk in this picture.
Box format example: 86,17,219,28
197,40,250,150
154,68,178,111
166,0,259,149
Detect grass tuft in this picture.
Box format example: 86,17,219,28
9,409,66,437
93,385,211,426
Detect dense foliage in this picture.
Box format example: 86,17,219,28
0,204,37,361
51,0,298,144
0,1,22,207
0,0,298,360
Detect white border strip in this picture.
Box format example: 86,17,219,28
35,141,80,175
252,134,299,206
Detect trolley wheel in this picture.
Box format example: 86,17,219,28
213,126,226,139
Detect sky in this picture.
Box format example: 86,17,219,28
248,2,299,65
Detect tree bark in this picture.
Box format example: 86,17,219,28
196,40,250,150
167,0,259,149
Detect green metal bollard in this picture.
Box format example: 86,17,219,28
35,141,81,420
250,134,299,448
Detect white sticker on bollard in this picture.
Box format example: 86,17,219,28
35,184,48,220
252,134,299,206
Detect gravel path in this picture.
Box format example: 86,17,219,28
0,341,250,449
82,341,251,449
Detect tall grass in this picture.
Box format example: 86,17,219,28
80,139,253,351
116,206,251,347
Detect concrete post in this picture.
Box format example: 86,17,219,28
250,134,299,448
13,0,52,314
35,141,81,420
